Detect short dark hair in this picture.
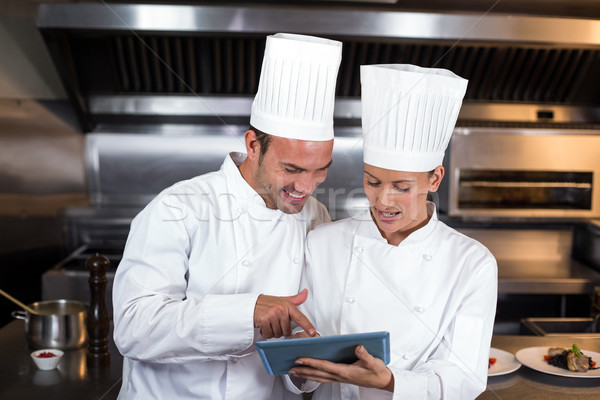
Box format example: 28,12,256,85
249,125,273,163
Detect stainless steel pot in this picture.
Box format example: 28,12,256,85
12,299,88,350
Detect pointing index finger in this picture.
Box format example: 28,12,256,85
288,306,316,336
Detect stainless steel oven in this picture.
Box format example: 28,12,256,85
448,128,600,220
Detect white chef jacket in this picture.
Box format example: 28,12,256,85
113,153,330,400
300,203,497,400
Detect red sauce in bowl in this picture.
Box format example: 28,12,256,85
36,351,57,358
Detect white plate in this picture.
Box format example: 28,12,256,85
488,347,521,376
515,346,600,378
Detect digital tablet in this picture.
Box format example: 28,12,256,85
255,331,390,375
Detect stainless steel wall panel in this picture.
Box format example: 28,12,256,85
84,129,368,220
85,130,245,206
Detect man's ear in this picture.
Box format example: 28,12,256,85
244,129,260,161
428,165,445,192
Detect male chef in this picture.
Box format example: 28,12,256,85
112,33,342,399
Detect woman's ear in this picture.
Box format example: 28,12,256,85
428,166,445,192
244,129,260,161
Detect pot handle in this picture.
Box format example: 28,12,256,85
11,310,27,320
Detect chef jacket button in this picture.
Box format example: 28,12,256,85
423,254,432,261
242,260,250,267
403,354,410,360
346,298,355,304
293,257,301,264
413,306,425,314
355,247,364,253
231,358,238,363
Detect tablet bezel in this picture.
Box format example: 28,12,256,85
255,331,390,375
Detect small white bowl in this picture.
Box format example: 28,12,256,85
31,349,64,370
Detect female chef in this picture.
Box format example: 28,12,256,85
289,64,498,399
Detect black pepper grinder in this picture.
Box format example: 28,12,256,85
86,253,110,367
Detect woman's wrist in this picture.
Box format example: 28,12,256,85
383,369,395,392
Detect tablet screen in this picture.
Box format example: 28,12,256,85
255,331,390,375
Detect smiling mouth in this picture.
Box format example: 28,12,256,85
283,189,307,202
377,209,401,220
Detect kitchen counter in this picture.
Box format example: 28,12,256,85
478,335,600,399
2,319,599,399
0,320,122,400
497,258,600,295
454,228,600,295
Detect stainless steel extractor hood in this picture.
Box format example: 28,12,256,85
37,2,600,132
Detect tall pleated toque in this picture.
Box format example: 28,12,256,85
250,33,342,141
361,64,468,172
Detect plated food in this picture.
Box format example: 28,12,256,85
544,345,597,373
516,346,600,378
488,348,521,376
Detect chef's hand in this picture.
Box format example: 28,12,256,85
290,330,320,340
289,345,394,392
254,289,316,339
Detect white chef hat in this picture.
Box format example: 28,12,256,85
361,64,468,171
250,33,343,141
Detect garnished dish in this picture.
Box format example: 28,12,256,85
488,348,521,377
544,344,597,373
516,346,600,378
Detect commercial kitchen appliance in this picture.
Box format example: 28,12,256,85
35,2,600,328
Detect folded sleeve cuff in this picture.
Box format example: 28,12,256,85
200,293,260,355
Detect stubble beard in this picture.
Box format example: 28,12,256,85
254,161,303,215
